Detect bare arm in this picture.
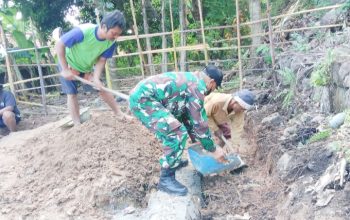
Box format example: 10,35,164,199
92,57,107,89
55,40,74,80
55,40,68,71
0,106,14,116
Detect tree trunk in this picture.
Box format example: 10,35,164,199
191,0,200,21
142,0,155,75
161,0,168,73
249,0,262,64
179,0,187,71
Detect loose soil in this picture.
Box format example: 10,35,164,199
0,111,161,220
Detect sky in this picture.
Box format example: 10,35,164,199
65,5,80,26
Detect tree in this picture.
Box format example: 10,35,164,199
13,0,75,42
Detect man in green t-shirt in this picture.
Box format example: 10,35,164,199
56,10,130,125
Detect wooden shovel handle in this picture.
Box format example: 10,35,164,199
73,75,130,100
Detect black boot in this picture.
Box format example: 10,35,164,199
158,168,188,196
173,159,189,170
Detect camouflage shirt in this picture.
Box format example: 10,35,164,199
130,72,216,152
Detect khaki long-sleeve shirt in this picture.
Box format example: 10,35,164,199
204,92,245,146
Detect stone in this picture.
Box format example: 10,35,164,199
320,8,343,26
315,189,335,207
277,153,293,176
283,125,297,137
261,112,283,127
329,112,346,129
331,61,350,88
112,165,201,220
333,88,350,112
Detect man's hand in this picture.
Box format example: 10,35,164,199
116,112,133,121
214,130,225,147
92,78,104,91
61,69,74,80
211,146,227,163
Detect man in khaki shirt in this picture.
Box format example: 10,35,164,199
204,89,255,150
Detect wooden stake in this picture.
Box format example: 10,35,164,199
31,20,48,115
129,0,146,78
235,0,243,89
267,0,277,86
169,0,178,72
197,0,209,65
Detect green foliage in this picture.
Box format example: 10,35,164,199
311,50,334,87
302,0,334,8
220,76,240,92
256,44,272,65
276,68,297,109
291,33,310,52
11,30,34,49
261,0,290,17
307,129,332,144
343,0,350,10
13,0,75,41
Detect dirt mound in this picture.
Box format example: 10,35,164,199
0,111,162,219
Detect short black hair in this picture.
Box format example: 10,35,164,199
203,65,223,87
101,10,126,31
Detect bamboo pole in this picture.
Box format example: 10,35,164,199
161,0,168,72
197,0,208,65
130,0,146,78
267,0,277,86
17,100,66,110
169,0,178,72
235,0,243,89
32,21,48,115
0,22,15,96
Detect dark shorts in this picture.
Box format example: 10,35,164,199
0,115,21,127
59,76,79,94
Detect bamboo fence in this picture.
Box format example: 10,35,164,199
0,2,345,111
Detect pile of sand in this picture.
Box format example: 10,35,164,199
0,111,162,219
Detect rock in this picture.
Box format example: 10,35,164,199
311,115,325,125
318,86,332,113
315,189,335,207
277,153,293,176
320,8,343,26
333,88,350,112
283,125,297,137
335,62,350,88
66,206,77,216
299,113,313,125
123,206,136,215
262,113,283,127
329,112,346,129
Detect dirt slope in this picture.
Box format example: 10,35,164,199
0,111,161,220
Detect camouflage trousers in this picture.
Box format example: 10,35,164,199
129,95,189,169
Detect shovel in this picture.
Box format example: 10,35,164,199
188,144,246,175
73,75,130,100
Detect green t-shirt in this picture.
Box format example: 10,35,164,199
61,24,116,73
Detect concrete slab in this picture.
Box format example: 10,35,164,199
113,164,202,220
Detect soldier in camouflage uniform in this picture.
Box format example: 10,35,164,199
129,65,226,196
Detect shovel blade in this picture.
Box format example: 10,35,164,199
188,144,245,175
